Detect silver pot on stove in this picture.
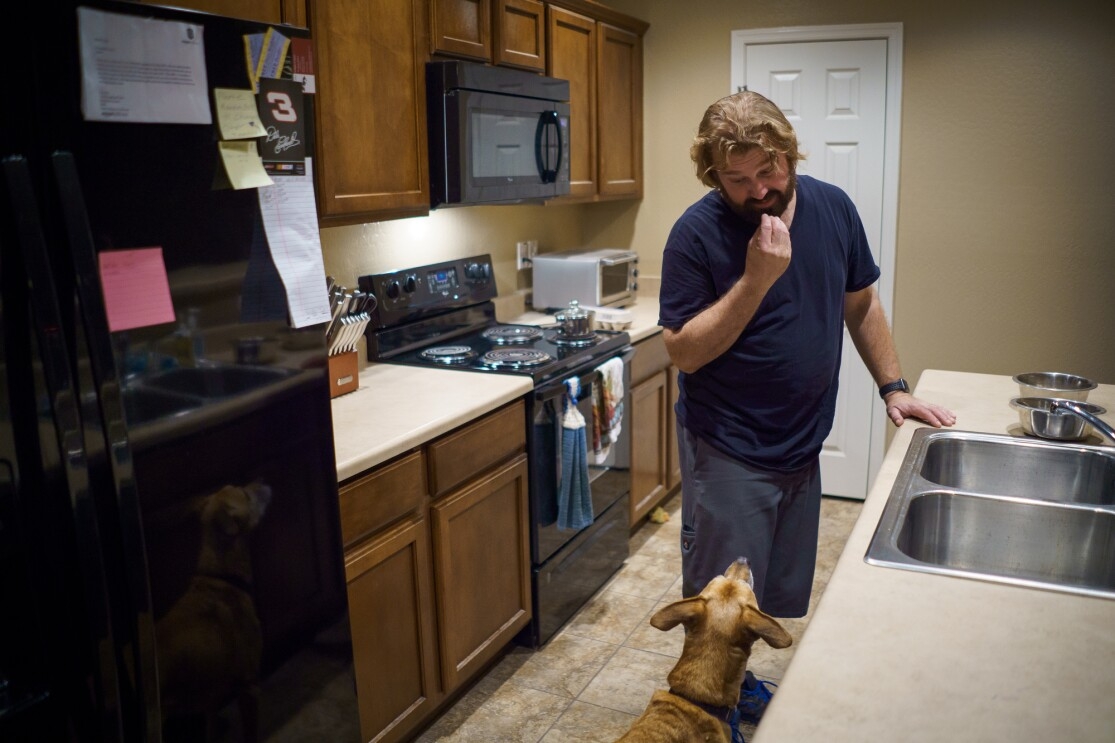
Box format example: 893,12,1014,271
553,300,595,339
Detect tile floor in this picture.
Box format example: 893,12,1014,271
415,492,864,742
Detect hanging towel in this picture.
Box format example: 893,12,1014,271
558,377,594,531
592,357,625,464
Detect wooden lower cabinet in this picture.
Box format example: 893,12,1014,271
667,364,681,491
629,333,680,527
346,515,440,743
630,369,667,525
339,401,528,742
430,454,531,689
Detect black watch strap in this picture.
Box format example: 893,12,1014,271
879,378,909,399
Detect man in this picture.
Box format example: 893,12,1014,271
659,91,956,721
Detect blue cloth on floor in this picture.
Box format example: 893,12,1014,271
558,378,594,531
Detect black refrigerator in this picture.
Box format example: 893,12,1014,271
0,1,359,741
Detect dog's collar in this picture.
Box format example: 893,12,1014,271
198,571,253,594
668,688,745,742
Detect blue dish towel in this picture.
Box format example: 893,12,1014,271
558,378,594,531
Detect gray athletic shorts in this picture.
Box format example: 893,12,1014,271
677,422,821,617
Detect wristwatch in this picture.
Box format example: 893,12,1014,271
879,378,910,399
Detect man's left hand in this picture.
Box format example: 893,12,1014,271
885,392,957,428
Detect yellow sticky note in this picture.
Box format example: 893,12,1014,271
218,141,273,190
214,88,268,139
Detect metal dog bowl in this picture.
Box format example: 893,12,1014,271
1009,397,1107,441
1012,372,1096,401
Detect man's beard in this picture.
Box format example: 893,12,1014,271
723,168,797,223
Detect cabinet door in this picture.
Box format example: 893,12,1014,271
429,454,530,690
346,515,441,743
430,0,492,61
596,22,642,198
311,0,431,223
493,0,544,71
630,370,667,526
667,365,681,492
547,6,597,199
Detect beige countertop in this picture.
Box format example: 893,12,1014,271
330,298,663,482
330,365,532,481
755,370,1115,743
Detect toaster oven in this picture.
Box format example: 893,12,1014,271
531,248,638,310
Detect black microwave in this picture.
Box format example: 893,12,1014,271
427,60,571,208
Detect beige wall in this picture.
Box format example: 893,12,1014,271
320,0,1114,386
599,0,1115,387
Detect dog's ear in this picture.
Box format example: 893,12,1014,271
743,606,793,649
650,597,705,632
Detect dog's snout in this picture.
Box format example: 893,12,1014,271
724,557,753,587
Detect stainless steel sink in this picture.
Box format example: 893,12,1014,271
121,385,202,425
866,429,1115,600
918,434,1115,505
122,365,296,426
142,365,294,398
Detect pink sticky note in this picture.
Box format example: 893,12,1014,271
98,247,177,332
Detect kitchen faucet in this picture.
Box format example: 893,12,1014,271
1050,400,1115,444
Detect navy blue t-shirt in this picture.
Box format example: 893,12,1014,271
658,175,880,471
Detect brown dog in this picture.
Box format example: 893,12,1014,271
156,481,272,741
616,558,793,743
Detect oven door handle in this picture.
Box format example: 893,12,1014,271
535,369,601,404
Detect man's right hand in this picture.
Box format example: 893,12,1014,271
745,213,792,292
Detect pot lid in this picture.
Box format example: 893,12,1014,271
555,299,591,320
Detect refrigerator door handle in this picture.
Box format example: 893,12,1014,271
52,151,164,743
2,155,125,741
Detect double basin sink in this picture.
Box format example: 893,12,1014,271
866,429,1115,600
122,365,297,426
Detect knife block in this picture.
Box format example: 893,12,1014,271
327,351,359,398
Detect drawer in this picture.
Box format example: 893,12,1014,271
631,332,670,385
427,400,526,498
339,450,426,547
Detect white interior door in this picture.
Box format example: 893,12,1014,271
733,26,902,499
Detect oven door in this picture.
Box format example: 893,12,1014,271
436,90,571,207
528,347,633,565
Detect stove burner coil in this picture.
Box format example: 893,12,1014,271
480,348,552,368
419,345,477,365
482,325,544,344
547,330,599,347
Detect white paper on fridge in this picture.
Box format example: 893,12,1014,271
257,158,332,328
77,6,212,124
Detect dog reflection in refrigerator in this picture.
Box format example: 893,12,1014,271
156,481,272,742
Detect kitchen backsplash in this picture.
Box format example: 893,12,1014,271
319,200,642,305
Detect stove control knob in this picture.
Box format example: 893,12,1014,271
385,279,401,300
465,262,490,281
403,275,418,293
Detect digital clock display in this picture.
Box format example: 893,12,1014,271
427,267,459,293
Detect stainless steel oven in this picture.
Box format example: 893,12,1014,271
359,254,632,647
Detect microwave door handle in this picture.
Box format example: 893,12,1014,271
551,112,563,183
535,110,560,184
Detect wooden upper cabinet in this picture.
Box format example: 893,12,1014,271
430,0,491,61
134,0,305,25
493,0,545,71
310,0,431,224
597,22,642,199
547,6,597,199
